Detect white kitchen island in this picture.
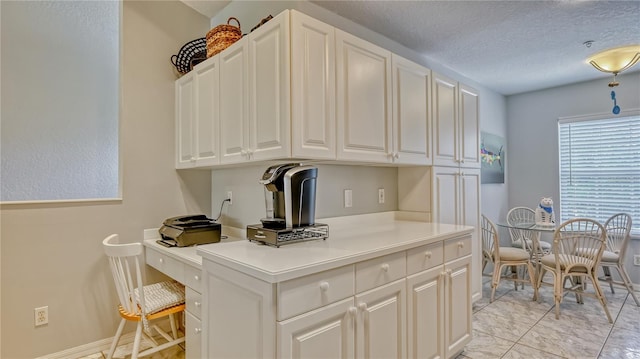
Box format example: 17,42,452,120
194,212,474,359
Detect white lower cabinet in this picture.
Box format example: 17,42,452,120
201,234,471,359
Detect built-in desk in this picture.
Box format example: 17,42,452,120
142,228,243,359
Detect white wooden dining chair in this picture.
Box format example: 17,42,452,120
507,207,552,255
536,218,612,322
598,213,640,306
482,215,538,302
103,234,186,359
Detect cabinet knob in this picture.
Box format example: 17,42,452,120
358,302,368,311
194,327,202,334
194,275,200,281
159,258,164,264
194,301,201,307
348,307,358,316
319,281,330,292
190,156,196,162
424,251,432,259
458,241,464,248
381,263,390,272
394,153,399,159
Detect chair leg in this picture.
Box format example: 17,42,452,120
106,318,127,359
554,273,563,319
602,266,614,293
526,261,538,301
491,263,502,303
590,272,613,323
616,265,640,306
131,321,144,359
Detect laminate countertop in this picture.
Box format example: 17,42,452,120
191,212,473,283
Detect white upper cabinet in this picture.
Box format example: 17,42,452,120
248,10,291,162
175,56,220,169
336,29,393,163
219,37,249,164
391,54,431,165
291,10,336,160
432,72,480,168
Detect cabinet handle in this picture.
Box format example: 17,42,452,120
319,281,330,292
194,327,202,334
348,306,358,316
458,241,464,249
381,263,390,272
424,251,432,259
358,302,368,311
194,301,201,307
254,234,266,239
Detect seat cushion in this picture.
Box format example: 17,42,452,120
134,281,185,314
540,254,588,273
499,247,530,261
600,250,619,263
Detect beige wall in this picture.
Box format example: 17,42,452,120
0,1,211,357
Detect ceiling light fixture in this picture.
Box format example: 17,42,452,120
586,44,640,115
587,45,640,87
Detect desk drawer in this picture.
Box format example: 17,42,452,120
444,236,471,262
186,287,202,319
185,265,202,293
278,265,354,321
146,247,185,283
356,251,406,293
407,242,444,275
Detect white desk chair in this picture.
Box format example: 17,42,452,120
537,218,612,323
599,213,640,306
103,234,186,359
482,215,538,302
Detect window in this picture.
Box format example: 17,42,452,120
558,113,640,236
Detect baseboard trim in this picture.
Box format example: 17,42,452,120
35,332,137,359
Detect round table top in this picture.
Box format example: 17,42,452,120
496,221,557,232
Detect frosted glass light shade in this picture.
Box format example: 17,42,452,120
587,45,640,74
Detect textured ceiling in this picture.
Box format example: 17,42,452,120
183,0,640,95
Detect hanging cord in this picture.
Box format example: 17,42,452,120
214,198,231,222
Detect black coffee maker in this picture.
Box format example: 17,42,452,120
259,163,317,229
247,163,328,247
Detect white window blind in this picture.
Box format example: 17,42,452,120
558,115,640,236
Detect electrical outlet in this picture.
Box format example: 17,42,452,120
634,255,640,266
35,306,48,326
226,191,233,205
378,188,385,204
344,189,353,208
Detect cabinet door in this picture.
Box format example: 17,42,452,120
175,73,195,168
391,54,431,165
278,298,355,359
336,29,392,163
459,168,482,301
185,311,202,359
355,279,406,359
444,255,472,358
249,10,291,161
291,10,336,160
459,84,480,168
406,266,445,359
193,57,220,166
432,73,458,167
219,38,249,164
431,166,459,225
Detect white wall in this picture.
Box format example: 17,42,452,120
0,2,211,357
507,71,640,283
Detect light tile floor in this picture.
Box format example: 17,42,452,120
82,277,639,359
457,277,640,359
